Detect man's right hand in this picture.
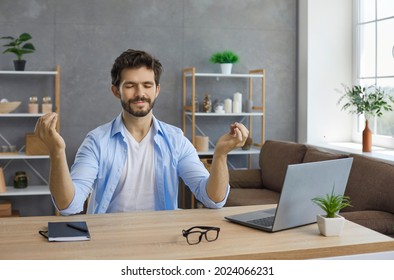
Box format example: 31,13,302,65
34,112,66,154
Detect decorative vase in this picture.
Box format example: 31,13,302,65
316,214,345,237
220,63,232,75
13,60,26,71
362,120,372,152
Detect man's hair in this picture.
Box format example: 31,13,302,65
111,49,163,88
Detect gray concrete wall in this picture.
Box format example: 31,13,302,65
0,0,297,214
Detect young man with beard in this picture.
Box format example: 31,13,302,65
34,49,249,215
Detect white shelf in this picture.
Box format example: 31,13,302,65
0,153,49,160
0,185,50,196
184,72,264,78
185,111,263,116
0,113,44,117
197,146,261,156
0,70,57,75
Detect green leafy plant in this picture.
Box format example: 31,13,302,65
1,32,36,61
337,84,394,120
311,187,352,218
209,50,239,64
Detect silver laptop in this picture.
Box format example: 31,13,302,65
225,157,353,232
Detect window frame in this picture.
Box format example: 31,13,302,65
353,0,394,148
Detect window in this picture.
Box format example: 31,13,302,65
356,0,394,147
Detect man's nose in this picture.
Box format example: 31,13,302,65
135,84,144,95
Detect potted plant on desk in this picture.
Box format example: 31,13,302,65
337,84,394,152
311,187,352,236
209,50,239,74
1,32,36,71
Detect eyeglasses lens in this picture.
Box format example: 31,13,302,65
187,231,202,245
205,229,219,241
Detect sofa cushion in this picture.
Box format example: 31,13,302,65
229,169,263,189
341,210,394,237
225,188,280,207
259,140,307,193
302,147,348,163
343,154,394,214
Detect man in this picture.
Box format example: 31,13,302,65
35,49,249,215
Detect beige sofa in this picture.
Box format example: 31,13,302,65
226,140,394,237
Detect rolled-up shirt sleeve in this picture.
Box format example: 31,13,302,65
177,137,229,209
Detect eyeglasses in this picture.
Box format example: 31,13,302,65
182,226,220,245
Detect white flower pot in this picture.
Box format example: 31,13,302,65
316,214,345,236
220,63,233,74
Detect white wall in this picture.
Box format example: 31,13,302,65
298,0,354,144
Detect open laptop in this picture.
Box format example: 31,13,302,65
225,157,353,232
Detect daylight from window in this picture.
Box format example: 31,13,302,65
357,0,394,139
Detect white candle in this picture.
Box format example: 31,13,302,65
195,136,209,152
224,98,232,113
233,92,242,112
233,100,241,113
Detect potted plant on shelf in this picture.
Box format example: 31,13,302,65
209,50,239,74
337,84,394,152
311,187,352,236
1,32,36,71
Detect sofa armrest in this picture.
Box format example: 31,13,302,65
229,169,263,189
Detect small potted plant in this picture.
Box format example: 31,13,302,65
209,50,239,74
1,32,36,71
311,187,352,236
337,84,394,152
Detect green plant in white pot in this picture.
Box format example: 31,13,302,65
209,50,239,74
1,32,36,71
311,187,352,236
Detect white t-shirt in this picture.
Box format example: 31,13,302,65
107,124,155,212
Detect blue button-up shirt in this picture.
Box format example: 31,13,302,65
56,114,229,215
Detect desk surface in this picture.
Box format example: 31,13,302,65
1,205,393,260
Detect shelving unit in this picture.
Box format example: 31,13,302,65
0,65,60,214
181,67,265,208
182,67,265,164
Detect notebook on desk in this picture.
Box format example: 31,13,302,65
39,221,91,242
225,158,353,232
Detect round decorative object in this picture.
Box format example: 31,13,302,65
203,94,212,113
214,100,225,113
0,101,21,113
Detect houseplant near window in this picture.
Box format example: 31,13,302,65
311,188,352,236
338,84,394,152
1,32,36,71
209,50,239,74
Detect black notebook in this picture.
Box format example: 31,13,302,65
45,221,91,242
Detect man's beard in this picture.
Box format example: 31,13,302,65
121,96,156,117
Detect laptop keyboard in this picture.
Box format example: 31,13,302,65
247,216,275,227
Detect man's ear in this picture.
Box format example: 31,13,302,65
111,85,121,99
155,84,161,97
